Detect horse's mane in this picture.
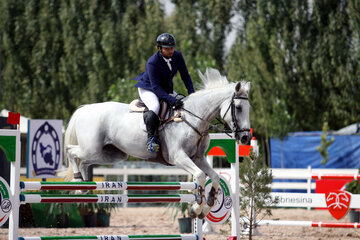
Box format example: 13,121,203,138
197,68,229,90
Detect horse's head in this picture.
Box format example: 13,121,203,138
221,82,251,145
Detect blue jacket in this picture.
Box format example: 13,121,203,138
134,51,195,105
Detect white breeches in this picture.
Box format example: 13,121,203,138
138,88,160,115
138,88,178,116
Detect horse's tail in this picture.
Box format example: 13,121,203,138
59,108,81,181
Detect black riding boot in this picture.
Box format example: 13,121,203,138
143,110,160,152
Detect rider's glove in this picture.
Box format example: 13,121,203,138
172,99,184,110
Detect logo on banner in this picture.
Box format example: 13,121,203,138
325,190,351,220
0,177,12,227
31,121,61,176
205,175,232,225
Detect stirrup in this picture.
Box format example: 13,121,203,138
147,137,160,153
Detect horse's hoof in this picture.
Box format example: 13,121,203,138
74,190,83,195
207,198,215,207
189,209,198,219
71,178,83,182
198,212,206,219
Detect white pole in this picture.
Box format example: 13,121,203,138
123,165,128,208
193,217,203,240
8,130,21,240
307,166,312,210
229,139,240,239
192,176,202,240
250,138,260,236
206,155,213,167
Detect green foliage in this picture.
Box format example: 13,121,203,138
0,0,162,119
0,0,358,142
227,0,360,163
166,201,190,220
170,0,235,71
238,150,276,239
317,119,335,166
228,0,360,134
345,169,360,194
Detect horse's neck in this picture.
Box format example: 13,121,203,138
186,87,232,122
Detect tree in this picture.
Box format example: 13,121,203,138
238,150,276,240
227,0,360,163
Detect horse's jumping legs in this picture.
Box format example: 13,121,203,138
190,172,207,219
173,150,207,219
195,158,220,219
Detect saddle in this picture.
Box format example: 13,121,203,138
129,96,184,123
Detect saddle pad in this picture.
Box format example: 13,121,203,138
129,99,146,112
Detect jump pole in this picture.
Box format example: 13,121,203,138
18,235,198,240
20,181,197,191
311,174,360,180
20,193,196,203
247,220,360,228
259,220,360,228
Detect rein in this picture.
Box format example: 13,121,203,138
180,108,218,137
179,93,250,138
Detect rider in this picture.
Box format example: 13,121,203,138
134,33,195,153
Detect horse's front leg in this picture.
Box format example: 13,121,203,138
172,150,207,219
195,157,220,219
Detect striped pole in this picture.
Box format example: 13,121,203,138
18,234,198,240
256,220,360,228
311,174,360,180
20,194,196,204
20,181,197,191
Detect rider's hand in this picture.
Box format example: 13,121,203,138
172,99,183,110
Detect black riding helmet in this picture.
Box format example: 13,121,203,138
156,33,176,48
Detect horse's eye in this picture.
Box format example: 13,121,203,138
236,105,242,112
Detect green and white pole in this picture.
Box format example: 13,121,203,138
20,194,196,204
20,181,197,191
18,234,198,240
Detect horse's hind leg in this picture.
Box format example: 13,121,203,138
79,146,129,182
195,157,220,219
66,145,84,181
79,161,92,182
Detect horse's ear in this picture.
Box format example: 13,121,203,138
243,82,251,94
235,82,241,93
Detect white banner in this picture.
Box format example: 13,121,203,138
26,120,62,179
270,192,360,208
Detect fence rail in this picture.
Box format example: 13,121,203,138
20,167,358,193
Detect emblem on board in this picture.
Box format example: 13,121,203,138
28,120,63,178
325,190,351,220
205,175,232,225
0,177,12,227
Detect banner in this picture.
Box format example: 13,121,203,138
27,120,63,179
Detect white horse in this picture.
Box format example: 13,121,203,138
62,68,251,219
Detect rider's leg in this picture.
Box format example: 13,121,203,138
143,110,160,152
138,88,160,114
138,88,160,152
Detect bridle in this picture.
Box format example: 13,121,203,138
179,93,250,138
221,93,251,137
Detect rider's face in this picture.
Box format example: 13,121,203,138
159,47,175,59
